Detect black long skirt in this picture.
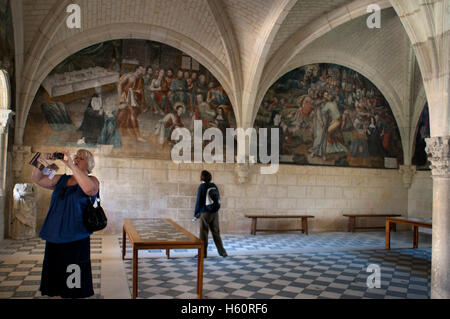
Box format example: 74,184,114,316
40,236,94,298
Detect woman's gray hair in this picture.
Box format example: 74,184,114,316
77,149,95,174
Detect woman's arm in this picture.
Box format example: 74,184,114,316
62,151,99,197
31,153,62,190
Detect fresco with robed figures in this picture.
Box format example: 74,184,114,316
255,63,404,168
25,39,236,158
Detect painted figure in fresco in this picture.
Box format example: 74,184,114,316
98,94,121,148
148,68,168,115
116,65,146,142
143,66,154,113
193,74,208,105
214,106,228,136
309,99,327,159
321,91,347,155
154,104,185,145
163,68,175,113
195,94,217,129
349,114,370,158
170,69,189,109
78,90,105,145
207,82,232,125
366,116,385,157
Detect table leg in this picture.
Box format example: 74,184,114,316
122,227,126,260
197,246,204,299
385,220,391,250
302,217,308,235
132,247,138,299
166,249,170,259
251,218,257,235
413,226,419,248
348,217,356,232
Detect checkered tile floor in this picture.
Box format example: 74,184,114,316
0,259,102,299
0,231,432,299
119,230,432,258
0,237,103,256
0,237,103,299
123,248,431,299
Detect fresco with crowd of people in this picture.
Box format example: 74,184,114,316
255,63,404,168
25,39,236,158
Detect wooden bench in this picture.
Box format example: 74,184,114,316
245,215,314,235
343,214,402,232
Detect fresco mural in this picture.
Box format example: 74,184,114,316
255,63,403,168
412,104,430,169
25,39,236,158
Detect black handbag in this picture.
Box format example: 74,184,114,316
83,194,107,232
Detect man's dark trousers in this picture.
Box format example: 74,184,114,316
199,211,227,257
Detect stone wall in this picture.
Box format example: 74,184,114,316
19,147,412,236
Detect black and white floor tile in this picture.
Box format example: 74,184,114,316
0,259,102,299
122,247,431,299
0,231,432,299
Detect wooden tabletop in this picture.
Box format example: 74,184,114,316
343,214,402,217
123,218,202,247
245,215,314,218
386,217,432,228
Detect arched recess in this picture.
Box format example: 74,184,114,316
252,54,408,165
244,0,393,128
16,23,234,145
240,0,298,129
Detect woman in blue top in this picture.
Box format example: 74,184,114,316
32,149,100,298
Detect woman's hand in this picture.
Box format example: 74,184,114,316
60,151,76,171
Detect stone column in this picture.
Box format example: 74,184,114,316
425,136,450,299
0,109,14,239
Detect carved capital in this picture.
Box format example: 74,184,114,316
425,136,450,177
399,165,416,188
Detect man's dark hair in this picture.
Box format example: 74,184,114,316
200,170,212,183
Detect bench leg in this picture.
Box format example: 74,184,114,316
348,216,356,232
302,217,308,235
251,218,257,235
122,227,126,260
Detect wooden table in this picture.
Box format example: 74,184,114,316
385,217,432,249
122,218,204,299
343,214,402,232
245,215,314,235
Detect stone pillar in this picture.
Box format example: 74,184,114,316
425,136,450,299
0,109,14,240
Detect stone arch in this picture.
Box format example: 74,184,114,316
253,54,408,164
17,23,234,145
240,0,298,129
245,0,393,128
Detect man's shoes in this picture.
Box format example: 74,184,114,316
220,252,228,258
